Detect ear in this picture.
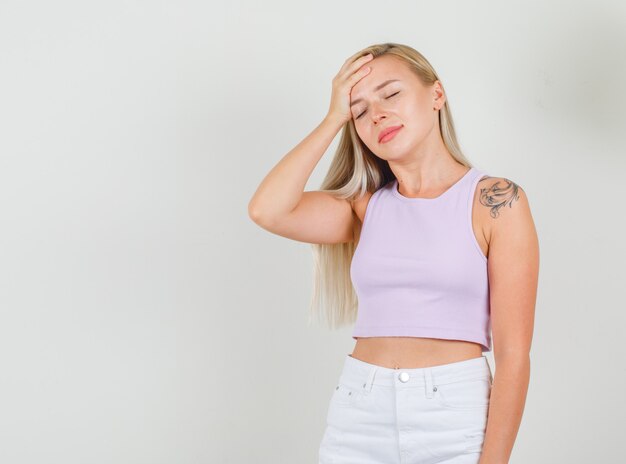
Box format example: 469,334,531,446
432,80,446,108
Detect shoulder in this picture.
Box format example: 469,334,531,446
350,190,374,224
350,180,395,223
474,174,534,241
476,175,525,218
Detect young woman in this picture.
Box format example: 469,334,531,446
248,42,539,464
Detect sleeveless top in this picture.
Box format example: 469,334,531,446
350,166,492,352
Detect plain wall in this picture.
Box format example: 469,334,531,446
1,0,625,463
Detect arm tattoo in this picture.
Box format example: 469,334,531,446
479,177,520,218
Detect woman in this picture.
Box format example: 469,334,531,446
248,42,539,464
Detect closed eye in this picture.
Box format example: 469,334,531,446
355,91,400,120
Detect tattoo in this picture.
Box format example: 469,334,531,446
479,177,520,218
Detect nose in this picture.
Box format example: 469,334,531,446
372,112,386,125
370,103,388,124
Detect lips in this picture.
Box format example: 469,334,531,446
378,125,403,143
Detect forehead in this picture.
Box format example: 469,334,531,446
350,55,413,101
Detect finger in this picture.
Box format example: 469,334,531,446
340,52,373,73
348,65,371,85
339,55,373,82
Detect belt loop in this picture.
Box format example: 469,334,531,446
363,367,377,394
425,368,434,399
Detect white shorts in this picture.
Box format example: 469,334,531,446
319,354,493,464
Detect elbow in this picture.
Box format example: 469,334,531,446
248,200,273,227
248,200,262,223
493,350,531,367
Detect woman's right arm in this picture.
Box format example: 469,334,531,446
247,52,374,245
247,114,355,244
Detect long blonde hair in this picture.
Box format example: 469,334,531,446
308,42,475,330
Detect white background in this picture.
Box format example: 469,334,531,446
1,1,625,462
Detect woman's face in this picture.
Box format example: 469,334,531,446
349,54,445,159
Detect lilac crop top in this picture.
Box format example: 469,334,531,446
350,166,492,352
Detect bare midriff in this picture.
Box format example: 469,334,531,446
350,337,484,369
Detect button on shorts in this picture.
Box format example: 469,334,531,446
318,354,493,464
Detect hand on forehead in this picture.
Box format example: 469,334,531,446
350,55,411,103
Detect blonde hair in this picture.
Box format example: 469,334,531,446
308,42,475,330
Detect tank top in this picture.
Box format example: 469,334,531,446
350,166,492,352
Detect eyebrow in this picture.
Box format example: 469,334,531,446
350,79,400,107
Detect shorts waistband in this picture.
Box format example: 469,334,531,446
338,354,492,395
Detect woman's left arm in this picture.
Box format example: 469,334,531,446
478,178,540,464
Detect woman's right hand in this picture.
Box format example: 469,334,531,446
326,52,374,125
